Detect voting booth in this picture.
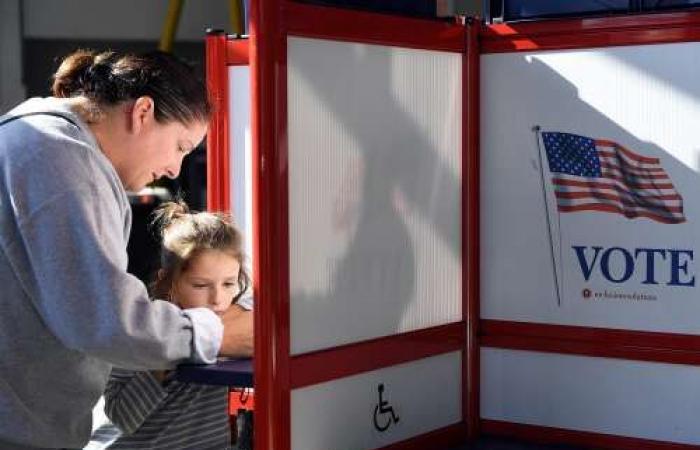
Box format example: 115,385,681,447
479,11,700,450
205,2,476,450
206,3,700,449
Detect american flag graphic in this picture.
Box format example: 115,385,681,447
541,132,685,224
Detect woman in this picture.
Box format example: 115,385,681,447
0,50,250,449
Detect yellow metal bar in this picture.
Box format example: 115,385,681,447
229,0,244,35
159,0,185,52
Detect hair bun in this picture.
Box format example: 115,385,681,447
152,200,190,231
52,50,123,101
51,50,97,98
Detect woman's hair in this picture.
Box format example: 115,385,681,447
150,200,251,302
52,49,211,124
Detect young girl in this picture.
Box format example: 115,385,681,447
90,201,253,450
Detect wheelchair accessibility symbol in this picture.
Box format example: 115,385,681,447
373,383,400,432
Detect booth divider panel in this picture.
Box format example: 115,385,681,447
480,41,700,334
287,36,463,355
291,351,462,450
481,347,700,445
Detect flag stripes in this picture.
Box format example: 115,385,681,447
541,132,685,224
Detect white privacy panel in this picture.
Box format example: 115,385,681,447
482,348,700,445
287,37,462,355
481,42,700,332
291,351,462,450
228,66,254,274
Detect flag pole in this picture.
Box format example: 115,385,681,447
533,126,562,307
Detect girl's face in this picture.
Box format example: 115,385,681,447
171,249,241,316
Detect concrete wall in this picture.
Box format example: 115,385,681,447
22,0,231,41
0,0,25,113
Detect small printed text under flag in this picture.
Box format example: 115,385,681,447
541,132,685,224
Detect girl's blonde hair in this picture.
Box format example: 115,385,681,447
150,201,250,302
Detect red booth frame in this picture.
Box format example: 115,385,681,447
207,3,700,450
207,2,476,449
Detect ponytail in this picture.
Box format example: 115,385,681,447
51,49,211,124
51,50,96,99
151,199,190,233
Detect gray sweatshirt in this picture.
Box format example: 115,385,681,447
0,98,222,449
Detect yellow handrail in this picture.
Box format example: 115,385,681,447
229,0,244,35
159,0,244,53
159,0,184,52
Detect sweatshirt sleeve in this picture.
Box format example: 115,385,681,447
10,159,221,369
103,368,169,435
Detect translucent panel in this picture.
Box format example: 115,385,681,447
298,0,437,17
482,0,700,23
291,351,462,450
482,348,700,444
504,0,629,19
641,0,700,11
287,37,462,354
486,0,631,22
228,66,254,276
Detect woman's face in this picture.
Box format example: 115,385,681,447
171,250,241,316
105,96,208,191
123,118,207,192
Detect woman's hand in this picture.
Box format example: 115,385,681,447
218,304,253,357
